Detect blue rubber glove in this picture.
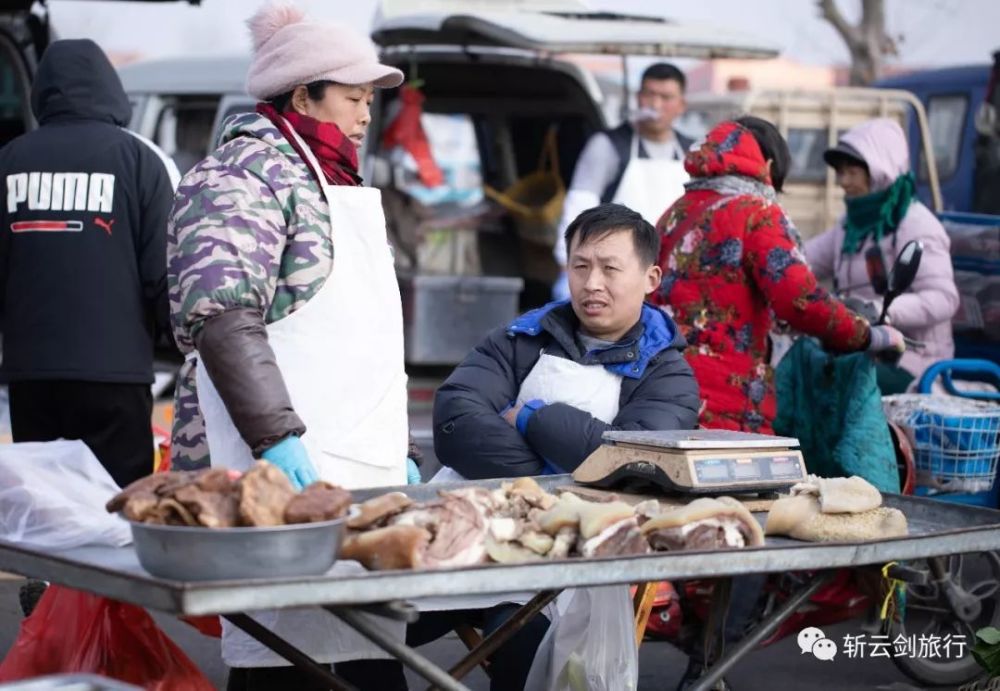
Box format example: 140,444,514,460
261,435,319,491
406,457,422,484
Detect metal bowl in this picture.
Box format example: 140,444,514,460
127,516,347,581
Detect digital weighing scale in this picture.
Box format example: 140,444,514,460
572,430,808,495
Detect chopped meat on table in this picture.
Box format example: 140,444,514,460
341,525,431,570
108,465,353,529
156,498,199,526
284,481,353,524
641,496,764,551
580,517,650,558
391,493,490,568
173,483,241,528
238,461,296,527
348,491,413,529
105,473,174,513
121,492,160,522
153,471,200,497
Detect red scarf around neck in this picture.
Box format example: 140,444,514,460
256,102,361,187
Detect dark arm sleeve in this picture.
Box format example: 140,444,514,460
523,349,700,471
194,307,306,455
433,328,545,479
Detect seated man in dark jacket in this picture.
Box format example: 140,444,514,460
418,204,700,691
434,202,700,479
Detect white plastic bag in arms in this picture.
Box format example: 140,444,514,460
524,586,639,691
0,440,132,549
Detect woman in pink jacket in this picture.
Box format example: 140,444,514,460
805,118,960,392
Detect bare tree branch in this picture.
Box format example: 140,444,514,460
817,0,859,48
819,0,898,84
861,0,884,30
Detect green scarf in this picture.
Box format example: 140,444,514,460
841,172,916,254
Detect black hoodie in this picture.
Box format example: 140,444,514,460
0,39,176,384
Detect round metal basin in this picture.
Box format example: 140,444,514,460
128,516,347,581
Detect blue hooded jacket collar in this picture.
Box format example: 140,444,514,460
507,301,679,379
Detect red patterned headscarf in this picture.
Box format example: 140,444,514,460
683,121,772,185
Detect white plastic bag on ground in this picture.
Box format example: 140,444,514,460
524,586,638,691
0,440,131,549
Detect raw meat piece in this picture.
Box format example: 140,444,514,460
485,534,543,563
341,525,431,570
578,501,636,540
174,483,240,529
348,492,412,529
387,491,490,568
579,517,649,558
238,462,295,527
195,468,239,493
121,492,160,522
156,498,199,526
642,496,764,550
106,474,173,513
284,482,353,524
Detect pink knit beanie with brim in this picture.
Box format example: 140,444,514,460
245,1,403,100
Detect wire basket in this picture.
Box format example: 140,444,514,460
883,394,1000,494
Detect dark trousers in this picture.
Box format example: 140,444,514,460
224,603,549,691
407,603,551,691
227,660,407,691
9,380,153,488
687,574,768,668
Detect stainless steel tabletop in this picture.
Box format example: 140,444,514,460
1,477,998,616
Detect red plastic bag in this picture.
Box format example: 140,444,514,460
179,614,222,638
381,84,444,187
0,585,214,690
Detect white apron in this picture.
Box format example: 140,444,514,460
422,352,622,610
612,133,689,225
194,122,408,666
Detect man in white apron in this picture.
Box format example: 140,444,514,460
167,4,411,689
552,63,693,299
423,203,700,690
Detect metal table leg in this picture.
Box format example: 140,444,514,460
324,606,471,691
690,571,835,691
223,614,358,691
352,599,421,623
444,589,562,684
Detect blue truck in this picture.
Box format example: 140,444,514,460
875,58,1000,213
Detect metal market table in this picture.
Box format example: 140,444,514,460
2,476,1000,691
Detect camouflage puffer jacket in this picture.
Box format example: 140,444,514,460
167,112,332,469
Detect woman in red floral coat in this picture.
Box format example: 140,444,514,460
652,117,905,433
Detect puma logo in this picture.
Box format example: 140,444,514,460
94,217,114,236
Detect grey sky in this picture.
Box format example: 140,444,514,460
49,0,998,68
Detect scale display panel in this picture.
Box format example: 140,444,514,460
693,454,804,485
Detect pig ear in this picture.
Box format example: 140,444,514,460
247,1,305,52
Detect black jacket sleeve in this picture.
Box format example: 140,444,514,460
195,307,306,455
135,141,176,347
433,328,545,479
523,348,700,472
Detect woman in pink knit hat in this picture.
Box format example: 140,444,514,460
167,2,410,689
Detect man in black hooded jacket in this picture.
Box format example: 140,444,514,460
0,39,177,488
